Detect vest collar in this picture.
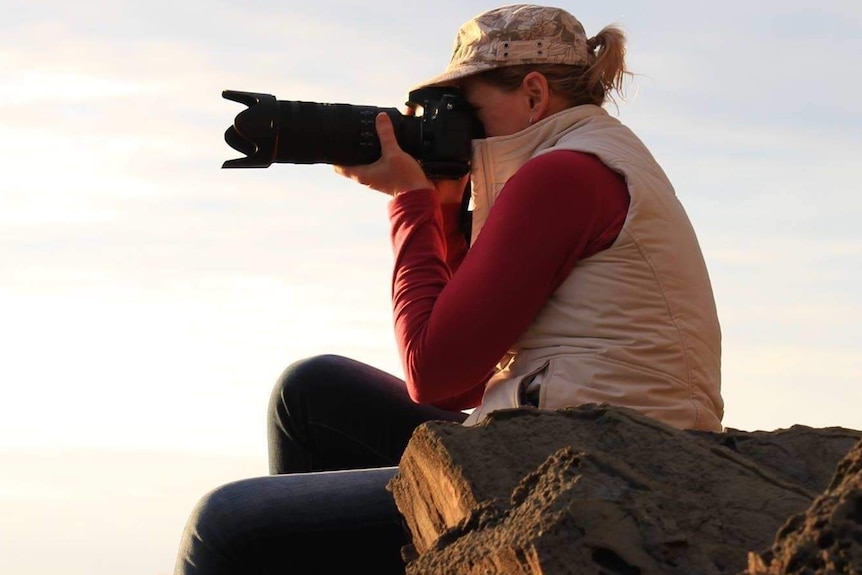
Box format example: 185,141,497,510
469,104,609,244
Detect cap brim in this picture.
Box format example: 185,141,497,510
410,62,503,91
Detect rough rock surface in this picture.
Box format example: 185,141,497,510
743,439,862,574
387,404,861,575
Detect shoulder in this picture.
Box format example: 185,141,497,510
504,150,626,205
512,150,622,188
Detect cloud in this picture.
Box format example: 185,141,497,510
620,2,862,129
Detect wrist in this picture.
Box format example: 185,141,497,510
393,182,434,197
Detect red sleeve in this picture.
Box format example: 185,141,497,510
388,150,629,409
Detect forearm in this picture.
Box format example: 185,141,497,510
389,190,490,406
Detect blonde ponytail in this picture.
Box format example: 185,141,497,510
586,25,630,104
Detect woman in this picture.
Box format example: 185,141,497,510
174,4,723,573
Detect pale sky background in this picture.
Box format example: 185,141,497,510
1,1,860,573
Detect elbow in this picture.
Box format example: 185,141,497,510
403,350,437,404
401,347,484,408
406,376,442,405
407,373,482,412
405,367,478,409
404,361,456,406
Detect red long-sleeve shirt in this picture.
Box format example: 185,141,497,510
389,150,630,411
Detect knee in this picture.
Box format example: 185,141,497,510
185,481,238,534
174,481,248,574
268,354,350,415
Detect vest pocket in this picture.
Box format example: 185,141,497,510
515,360,551,408
463,359,551,426
519,368,544,407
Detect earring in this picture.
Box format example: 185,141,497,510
528,115,534,126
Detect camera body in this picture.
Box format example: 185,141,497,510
222,87,484,179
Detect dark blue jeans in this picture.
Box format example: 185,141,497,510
174,355,467,574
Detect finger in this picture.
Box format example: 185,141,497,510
375,113,399,156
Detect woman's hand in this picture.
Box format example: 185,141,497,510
334,113,433,197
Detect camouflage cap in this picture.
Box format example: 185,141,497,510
414,4,591,89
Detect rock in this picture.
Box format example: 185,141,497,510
742,439,862,574
387,404,861,575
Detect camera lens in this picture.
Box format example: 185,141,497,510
275,102,404,166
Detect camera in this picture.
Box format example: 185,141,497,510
221,87,484,179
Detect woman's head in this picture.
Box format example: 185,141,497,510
416,4,629,136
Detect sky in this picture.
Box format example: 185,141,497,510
1,1,860,573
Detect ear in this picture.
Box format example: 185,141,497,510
521,71,551,121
